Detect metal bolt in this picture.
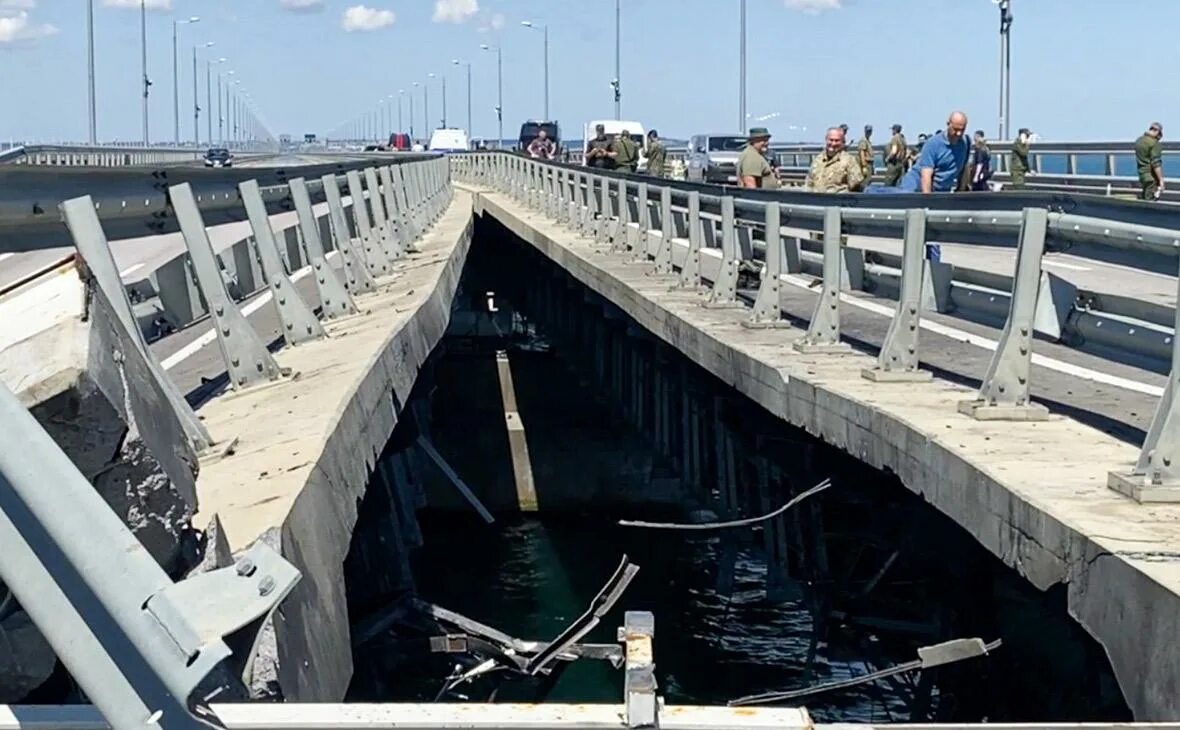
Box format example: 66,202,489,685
215,306,224,316
236,559,256,576
258,576,276,597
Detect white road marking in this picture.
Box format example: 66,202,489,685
1041,259,1092,272
160,254,335,371
781,274,1166,398
118,263,144,278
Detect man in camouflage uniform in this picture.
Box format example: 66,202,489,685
805,127,864,193
645,129,667,178
884,123,907,186
857,124,874,183
1010,127,1031,189
612,129,640,173
1135,122,1164,200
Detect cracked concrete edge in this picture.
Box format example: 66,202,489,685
270,194,474,702
469,188,1180,720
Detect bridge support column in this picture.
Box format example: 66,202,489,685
320,175,378,295
171,182,285,389
705,195,742,307
744,202,791,329
652,187,674,275
346,170,394,277
676,191,704,289
958,207,1050,421
240,180,328,344
863,209,933,382
290,178,359,319
794,208,851,354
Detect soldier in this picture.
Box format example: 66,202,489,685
884,123,907,186
585,124,615,170
805,127,865,193
857,124,874,182
646,129,667,178
737,127,779,189
1135,122,1164,200
612,129,640,173
1010,127,1031,189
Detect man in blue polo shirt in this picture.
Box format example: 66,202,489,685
899,111,970,192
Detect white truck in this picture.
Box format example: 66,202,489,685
428,128,471,153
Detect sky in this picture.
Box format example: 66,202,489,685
0,0,1174,145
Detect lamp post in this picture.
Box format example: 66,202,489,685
452,60,472,137
140,0,151,145
426,74,434,134
222,70,234,146
87,0,97,143
397,90,405,136
207,57,225,144
613,0,621,118
996,0,1014,140
411,82,420,142
172,16,199,144
738,0,746,133
480,44,503,148
520,21,548,121
192,41,213,145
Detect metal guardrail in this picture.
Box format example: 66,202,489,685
0,153,436,253
0,156,452,727
0,143,280,167
452,151,1180,505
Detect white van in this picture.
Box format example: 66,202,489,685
582,119,647,170
428,128,470,153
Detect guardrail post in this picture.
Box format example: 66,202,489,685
794,208,851,354
59,196,213,451
705,196,741,307
364,167,401,262
612,177,630,253
619,611,658,729
744,202,790,329
240,180,328,344
345,170,394,276
957,207,1050,421
170,182,284,389
378,166,409,256
863,209,932,381
1109,260,1180,501
556,168,569,225
596,174,611,245
579,172,593,235
586,174,600,240
290,177,359,319
631,182,651,262
653,186,674,274
392,165,424,243
677,191,703,289
321,174,379,294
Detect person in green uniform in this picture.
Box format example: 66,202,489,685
736,127,778,189
1009,127,1031,189
612,129,639,173
1135,122,1165,200
884,123,907,186
585,124,616,170
857,124,874,183
645,129,667,178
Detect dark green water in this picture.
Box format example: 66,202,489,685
411,512,919,722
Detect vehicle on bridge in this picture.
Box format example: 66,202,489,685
684,133,749,184
429,128,471,153
518,120,560,154
388,132,411,151
581,119,648,171
202,147,233,168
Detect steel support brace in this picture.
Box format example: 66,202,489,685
0,382,299,729
393,165,424,244
596,175,610,245
321,175,379,292
704,196,740,306
587,176,601,241
59,197,212,451
631,182,651,262
239,180,328,344
378,166,408,257
619,611,658,729
345,170,393,276
579,173,592,235
556,169,568,224
745,202,790,328
795,207,851,354
612,178,629,253
363,167,400,262
863,209,932,381
171,183,284,389
1109,262,1180,501
958,207,1050,421
290,178,359,319
677,191,704,289
653,187,674,274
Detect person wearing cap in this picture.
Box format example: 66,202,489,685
612,129,640,173
646,130,667,178
737,127,778,189
884,124,907,186
1010,127,1032,189
857,125,874,182
585,124,615,170
1135,122,1165,200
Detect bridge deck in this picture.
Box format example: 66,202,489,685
465,184,1180,721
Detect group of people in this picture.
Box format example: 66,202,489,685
527,123,671,177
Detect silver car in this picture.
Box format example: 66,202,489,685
684,134,748,184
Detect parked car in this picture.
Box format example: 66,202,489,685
684,134,749,184
203,148,233,168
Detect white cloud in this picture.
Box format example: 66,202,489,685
476,9,502,33
783,0,842,13
0,0,37,11
0,10,57,43
102,0,173,9
341,5,395,31
433,0,478,24
279,0,323,11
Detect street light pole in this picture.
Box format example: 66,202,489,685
614,0,621,118
521,22,549,121
441,74,448,128
172,17,199,145
87,0,97,143
398,90,405,136
140,0,150,145
997,0,1013,140
191,46,199,144
481,44,503,148
425,74,433,135
453,60,471,137
410,83,418,141
739,0,746,133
